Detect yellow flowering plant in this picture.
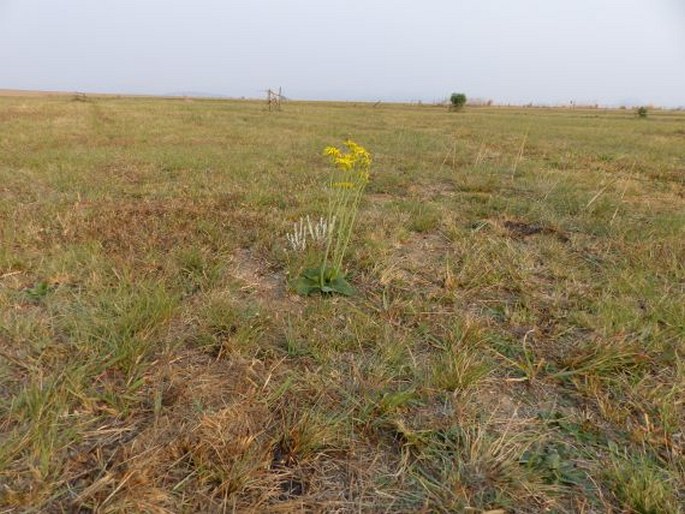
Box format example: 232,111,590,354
294,140,371,295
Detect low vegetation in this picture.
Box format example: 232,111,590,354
450,92,467,111
1,94,683,512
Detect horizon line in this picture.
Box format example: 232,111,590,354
1,88,682,110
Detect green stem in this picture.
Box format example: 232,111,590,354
334,182,367,272
322,169,347,285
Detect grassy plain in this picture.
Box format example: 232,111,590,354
1,93,684,512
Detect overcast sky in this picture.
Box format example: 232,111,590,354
1,0,683,106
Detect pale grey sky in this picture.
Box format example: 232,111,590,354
1,0,684,106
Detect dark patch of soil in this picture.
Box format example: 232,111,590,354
504,220,545,237
271,438,305,498
503,220,569,243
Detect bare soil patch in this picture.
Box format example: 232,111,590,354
502,219,570,242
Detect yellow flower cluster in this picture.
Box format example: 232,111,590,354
323,140,372,174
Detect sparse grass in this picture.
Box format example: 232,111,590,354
1,94,683,512
606,445,682,514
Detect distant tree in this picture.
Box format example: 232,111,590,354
636,106,648,118
449,93,467,111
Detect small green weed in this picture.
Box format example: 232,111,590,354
23,281,51,302
520,441,586,486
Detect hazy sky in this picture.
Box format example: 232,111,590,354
1,0,684,106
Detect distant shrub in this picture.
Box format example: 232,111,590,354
449,93,467,111
636,106,648,118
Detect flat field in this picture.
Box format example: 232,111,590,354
1,94,683,512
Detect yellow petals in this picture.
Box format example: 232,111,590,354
324,139,372,174
323,146,342,158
